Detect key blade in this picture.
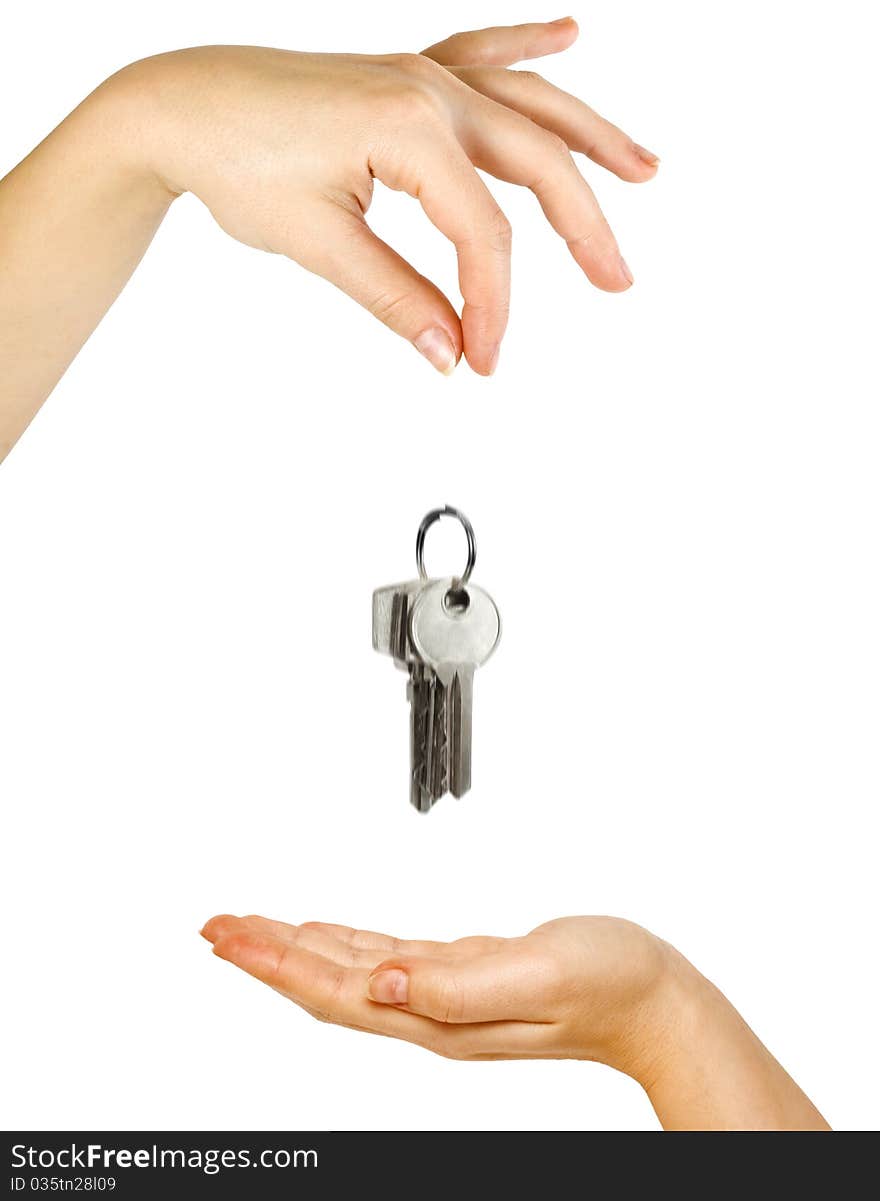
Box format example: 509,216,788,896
448,665,474,799
429,675,449,802
408,664,444,812
410,580,499,803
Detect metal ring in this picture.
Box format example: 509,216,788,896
415,506,476,587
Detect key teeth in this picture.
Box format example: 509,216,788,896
408,665,449,812
432,684,449,799
408,668,432,811
448,672,463,799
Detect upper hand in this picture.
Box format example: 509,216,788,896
114,19,658,376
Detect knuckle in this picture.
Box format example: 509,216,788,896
215,932,246,958
542,131,571,163
366,288,419,325
455,65,490,87
385,83,443,124
516,69,546,87
530,134,572,194
566,223,616,255
266,945,289,987
376,55,448,123
326,965,347,1006
463,37,504,68
390,51,435,76
388,52,446,92
433,973,466,1023
482,207,512,252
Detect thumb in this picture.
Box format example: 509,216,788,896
300,205,461,375
367,952,550,1023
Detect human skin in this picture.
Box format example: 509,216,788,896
201,913,831,1131
0,18,658,460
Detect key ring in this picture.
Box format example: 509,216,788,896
416,505,476,588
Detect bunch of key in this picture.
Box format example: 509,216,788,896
373,506,501,812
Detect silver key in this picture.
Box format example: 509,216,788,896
410,578,501,799
407,660,448,811
372,580,423,666
373,507,501,812
373,578,439,809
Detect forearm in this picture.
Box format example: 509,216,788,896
0,71,174,459
631,950,830,1131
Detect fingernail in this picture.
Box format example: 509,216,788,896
487,343,501,375
414,328,456,375
619,256,634,287
633,143,660,167
368,969,409,1004
550,16,574,24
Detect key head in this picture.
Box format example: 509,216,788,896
409,578,501,682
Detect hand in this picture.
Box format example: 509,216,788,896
115,19,658,376
0,19,660,456
201,914,668,1065
201,912,830,1130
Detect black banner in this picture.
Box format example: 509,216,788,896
0,1130,870,1198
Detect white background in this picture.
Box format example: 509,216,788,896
1,0,878,1132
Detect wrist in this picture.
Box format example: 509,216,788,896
610,945,831,1130
601,939,711,1088
88,57,183,204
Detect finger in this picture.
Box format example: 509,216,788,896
455,94,632,291
241,917,384,967
205,923,534,1055
203,914,388,970
208,923,375,1016
201,913,247,943
203,915,447,966
209,917,505,962
423,17,579,68
367,950,557,1023
240,915,301,944
292,203,462,376
371,130,511,374
298,921,448,958
428,1018,556,1060
298,923,507,963
451,66,659,182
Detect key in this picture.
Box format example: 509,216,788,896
409,577,501,799
372,580,424,667
373,579,442,809
373,507,500,812
407,660,448,812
